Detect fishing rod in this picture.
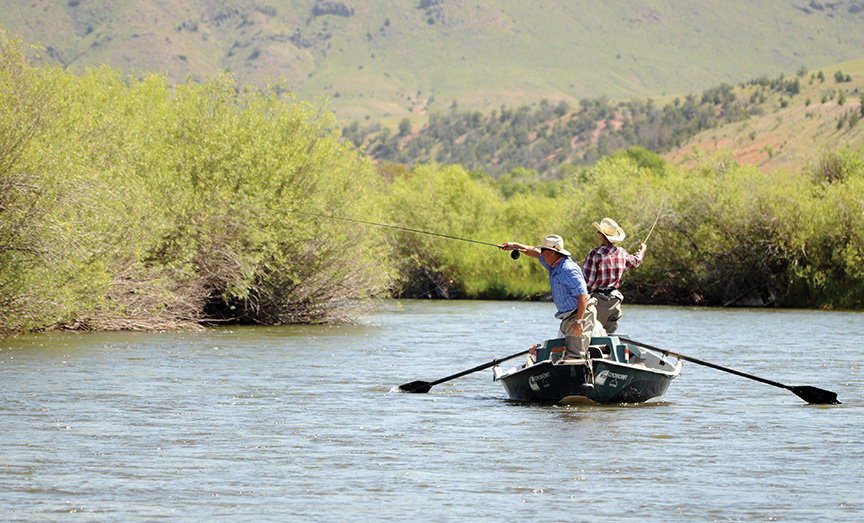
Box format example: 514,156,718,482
643,210,661,244
639,199,665,245
288,210,522,259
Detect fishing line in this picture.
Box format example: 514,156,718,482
288,210,521,258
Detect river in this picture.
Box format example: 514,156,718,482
1,301,862,522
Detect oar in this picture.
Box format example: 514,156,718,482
621,338,840,405
398,348,532,393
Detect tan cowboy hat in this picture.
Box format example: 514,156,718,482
593,217,626,243
535,234,571,256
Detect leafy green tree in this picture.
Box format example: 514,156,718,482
398,117,412,137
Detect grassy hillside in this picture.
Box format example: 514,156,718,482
3,0,864,121
668,56,864,172
348,57,862,177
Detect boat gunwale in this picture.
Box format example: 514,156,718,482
493,349,683,382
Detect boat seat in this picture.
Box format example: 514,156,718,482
531,338,566,362
588,346,609,359
590,336,638,363
558,355,586,364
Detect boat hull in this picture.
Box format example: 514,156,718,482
493,337,682,404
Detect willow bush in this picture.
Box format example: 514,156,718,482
385,147,863,310
552,149,863,308
0,34,109,332
382,163,576,299
383,164,508,298
1,32,390,332
788,149,864,308
559,149,676,301
94,73,390,328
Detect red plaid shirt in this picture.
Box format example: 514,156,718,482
582,244,644,292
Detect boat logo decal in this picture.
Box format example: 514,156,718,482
595,370,628,387
528,372,551,391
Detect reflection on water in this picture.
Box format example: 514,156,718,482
1,301,863,522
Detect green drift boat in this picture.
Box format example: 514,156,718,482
492,336,683,404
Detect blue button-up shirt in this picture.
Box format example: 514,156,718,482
538,255,588,317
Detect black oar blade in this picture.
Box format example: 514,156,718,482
398,380,432,394
790,385,840,405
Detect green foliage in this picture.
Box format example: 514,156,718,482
491,168,563,199
384,164,519,298
381,147,864,309
0,33,108,331
790,149,864,308
382,163,572,299
1,34,388,332
608,146,669,173
398,118,411,137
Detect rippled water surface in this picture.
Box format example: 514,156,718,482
2,301,863,522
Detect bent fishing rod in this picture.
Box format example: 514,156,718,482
628,198,665,251
288,210,523,259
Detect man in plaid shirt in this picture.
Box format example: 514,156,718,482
582,218,647,334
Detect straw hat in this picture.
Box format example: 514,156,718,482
536,234,571,256
593,218,626,243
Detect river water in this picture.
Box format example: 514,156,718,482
2,301,862,522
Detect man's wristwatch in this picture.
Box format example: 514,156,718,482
575,319,584,325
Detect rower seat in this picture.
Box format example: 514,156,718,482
588,346,609,359
531,338,566,362
590,335,633,363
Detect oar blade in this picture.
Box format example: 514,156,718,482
398,380,432,394
790,385,840,405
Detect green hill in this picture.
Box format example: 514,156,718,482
3,0,864,122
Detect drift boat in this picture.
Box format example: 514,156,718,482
399,333,837,404
492,335,682,404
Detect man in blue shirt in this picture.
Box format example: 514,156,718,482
499,234,596,359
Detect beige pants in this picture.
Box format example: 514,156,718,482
593,291,623,334
558,298,597,359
